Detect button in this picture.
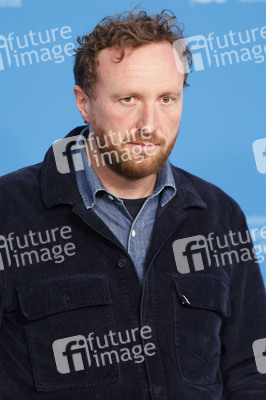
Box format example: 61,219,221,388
64,295,71,305
118,259,126,268
108,195,114,200
132,229,136,237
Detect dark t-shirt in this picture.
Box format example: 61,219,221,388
120,197,148,219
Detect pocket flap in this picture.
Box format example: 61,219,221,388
172,273,231,316
17,274,111,320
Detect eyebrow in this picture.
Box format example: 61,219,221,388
111,90,182,99
159,91,182,97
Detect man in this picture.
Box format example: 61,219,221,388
0,9,265,400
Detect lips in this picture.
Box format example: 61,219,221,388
127,142,158,148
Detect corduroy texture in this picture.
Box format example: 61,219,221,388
0,126,265,399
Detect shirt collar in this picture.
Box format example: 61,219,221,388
41,125,206,211
75,129,176,209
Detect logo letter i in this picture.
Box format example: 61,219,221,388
0,34,12,71
0,53,4,70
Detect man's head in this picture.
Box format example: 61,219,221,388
73,9,192,180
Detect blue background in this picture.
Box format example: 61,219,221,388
0,0,265,283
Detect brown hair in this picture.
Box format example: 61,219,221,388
73,9,192,99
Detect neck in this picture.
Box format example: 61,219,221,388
85,142,157,199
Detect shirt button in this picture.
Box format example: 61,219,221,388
108,195,114,200
132,230,136,237
118,259,126,268
64,295,71,305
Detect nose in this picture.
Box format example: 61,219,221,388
135,103,158,137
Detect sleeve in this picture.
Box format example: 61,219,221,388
0,271,4,329
221,209,266,399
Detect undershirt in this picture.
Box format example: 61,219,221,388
120,197,149,220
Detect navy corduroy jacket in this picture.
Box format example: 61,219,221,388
0,126,265,400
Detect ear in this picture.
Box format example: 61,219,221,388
73,85,92,122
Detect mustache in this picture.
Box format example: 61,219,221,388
123,133,165,146
91,125,166,147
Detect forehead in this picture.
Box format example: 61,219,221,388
96,41,185,92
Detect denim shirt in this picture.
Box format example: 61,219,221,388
75,128,176,283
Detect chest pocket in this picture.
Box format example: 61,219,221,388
17,274,119,392
172,273,231,386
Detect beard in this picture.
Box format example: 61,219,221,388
89,115,178,180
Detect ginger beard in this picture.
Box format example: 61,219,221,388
90,115,178,180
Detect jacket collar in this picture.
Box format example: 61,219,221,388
41,126,207,211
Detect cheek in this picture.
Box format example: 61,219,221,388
98,105,134,132
160,112,181,135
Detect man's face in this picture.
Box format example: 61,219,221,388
82,41,184,180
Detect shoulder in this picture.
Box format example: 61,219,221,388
171,165,245,222
0,163,43,207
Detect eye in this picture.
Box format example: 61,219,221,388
121,96,135,103
161,97,173,104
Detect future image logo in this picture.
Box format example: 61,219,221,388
185,35,211,72
53,135,88,174
53,127,156,174
0,25,75,71
253,138,266,174
172,235,212,274
190,0,226,4
0,0,22,7
177,26,266,73
0,226,76,271
172,228,266,274
53,326,156,374
53,335,91,374
239,0,266,2
252,338,266,374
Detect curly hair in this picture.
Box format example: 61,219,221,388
73,9,192,99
